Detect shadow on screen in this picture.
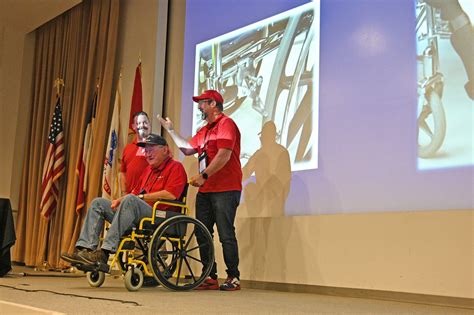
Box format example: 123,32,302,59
239,121,292,218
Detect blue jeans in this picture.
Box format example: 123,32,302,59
195,190,241,279
75,195,152,252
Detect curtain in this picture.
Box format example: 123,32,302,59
13,0,119,268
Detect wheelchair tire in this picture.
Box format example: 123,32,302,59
86,271,105,288
418,88,446,158
124,268,144,292
148,215,214,291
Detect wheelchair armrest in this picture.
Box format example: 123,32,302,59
154,198,186,206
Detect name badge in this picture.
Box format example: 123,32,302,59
155,210,167,218
198,151,207,174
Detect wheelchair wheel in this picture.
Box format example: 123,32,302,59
86,271,105,288
148,215,214,291
418,88,446,158
152,239,179,279
124,268,144,291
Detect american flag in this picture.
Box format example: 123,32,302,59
40,97,66,219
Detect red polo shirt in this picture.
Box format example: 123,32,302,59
131,157,188,210
190,114,242,193
121,137,148,193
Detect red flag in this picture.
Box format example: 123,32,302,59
75,92,97,214
128,63,142,138
40,97,66,219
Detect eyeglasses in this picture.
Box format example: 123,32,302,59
144,145,164,153
198,99,213,105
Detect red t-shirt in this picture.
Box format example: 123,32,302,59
190,114,242,193
121,138,148,193
131,157,188,210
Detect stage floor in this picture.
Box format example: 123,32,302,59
0,266,470,314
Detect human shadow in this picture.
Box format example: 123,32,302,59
240,121,292,218
237,121,297,283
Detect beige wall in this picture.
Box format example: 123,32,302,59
232,210,473,298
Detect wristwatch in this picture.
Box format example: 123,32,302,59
138,194,144,200
201,172,208,180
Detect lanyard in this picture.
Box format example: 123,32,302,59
203,128,211,152
202,114,223,151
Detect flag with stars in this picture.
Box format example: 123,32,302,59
40,97,66,219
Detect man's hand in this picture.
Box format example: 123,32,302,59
157,115,174,132
189,174,206,187
111,198,121,210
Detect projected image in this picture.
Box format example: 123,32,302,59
416,0,474,169
193,2,319,171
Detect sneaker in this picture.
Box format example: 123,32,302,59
61,248,89,265
220,277,240,291
78,249,108,265
195,277,219,290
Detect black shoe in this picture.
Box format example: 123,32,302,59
77,249,109,265
143,276,160,287
220,277,241,291
61,249,89,265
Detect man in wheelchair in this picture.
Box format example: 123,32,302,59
61,134,187,270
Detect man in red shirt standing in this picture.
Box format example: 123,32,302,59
120,111,151,195
158,90,242,291
61,134,187,266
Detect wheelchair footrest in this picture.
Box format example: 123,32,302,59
74,262,110,274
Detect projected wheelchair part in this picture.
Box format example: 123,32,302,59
416,1,447,158
416,0,474,169
193,2,320,171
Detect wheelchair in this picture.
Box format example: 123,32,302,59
74,185,214,291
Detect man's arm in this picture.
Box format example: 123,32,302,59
189,148,232,187
119,172,127,196
141,190,177,202
157,115,197,155
202,148,232,177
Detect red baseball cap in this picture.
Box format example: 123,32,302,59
192,89,224,104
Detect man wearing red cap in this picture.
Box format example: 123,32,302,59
158,89,242,291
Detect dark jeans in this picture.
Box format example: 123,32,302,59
195,190,241,279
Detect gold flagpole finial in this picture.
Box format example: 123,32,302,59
54,78,64,96
138,52,142,64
